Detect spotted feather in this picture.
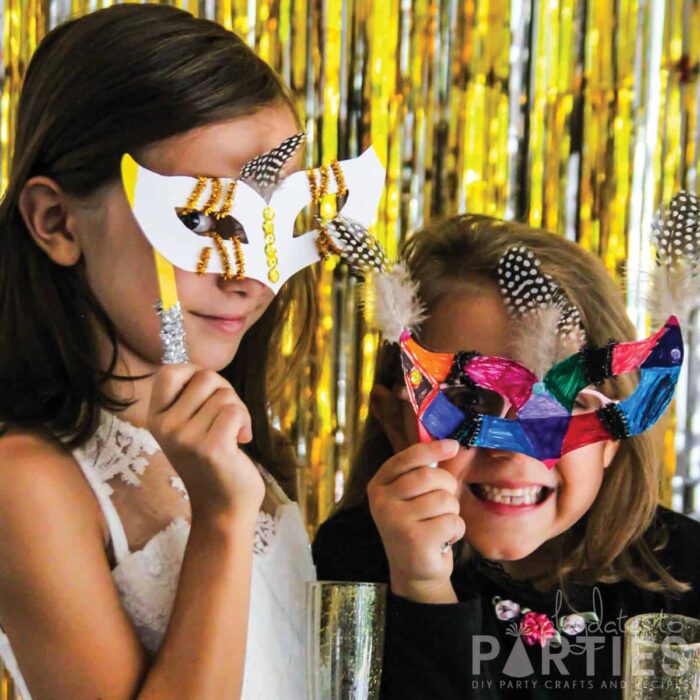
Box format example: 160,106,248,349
324,214,388,273
649,190,700,326
239,132,306,201
651,190,700,265
497,245,585,340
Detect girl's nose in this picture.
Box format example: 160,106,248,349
216,275,267,298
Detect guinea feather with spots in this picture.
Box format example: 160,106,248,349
324,215,388,273
497,245,584,340
649,190,700,326
652,191,700,265
239,132,306,201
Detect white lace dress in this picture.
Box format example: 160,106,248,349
0,410,316,699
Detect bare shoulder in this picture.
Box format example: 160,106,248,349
0,430,147,699
0,429,107,555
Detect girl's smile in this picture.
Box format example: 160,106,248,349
465,480,555,513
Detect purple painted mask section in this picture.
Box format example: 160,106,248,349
519,416,571,461
518,392,569,419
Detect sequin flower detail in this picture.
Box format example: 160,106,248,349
561,614,586,635
519,612,558,648
494,599,521,621
559,611,598,636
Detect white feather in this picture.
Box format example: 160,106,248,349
362,262,426,343
508,305,584,379
648,262,700,328
646,190,700,326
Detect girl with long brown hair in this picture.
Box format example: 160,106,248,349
0,4,326,698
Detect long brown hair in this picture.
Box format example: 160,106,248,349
343,213,686,594
0,3,314,497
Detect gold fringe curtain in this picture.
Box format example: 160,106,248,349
1,0,699,507
0,4,699,689
0,0,698,517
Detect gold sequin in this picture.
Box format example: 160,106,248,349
410,369,422,387
307,161,348,220
320,198,336,221
261,207,279,283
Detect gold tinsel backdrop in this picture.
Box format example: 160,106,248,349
0,0,699,647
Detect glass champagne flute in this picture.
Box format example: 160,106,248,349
306,581,387,700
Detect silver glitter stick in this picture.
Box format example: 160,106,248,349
155,301,190,364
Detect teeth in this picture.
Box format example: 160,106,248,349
477,484,545,505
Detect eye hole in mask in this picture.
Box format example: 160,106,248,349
571,388,614,415
175,208,248,243
440,385,506,417
438,384,614,419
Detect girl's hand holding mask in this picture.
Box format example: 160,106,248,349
367,439,464,604
148,364,265,522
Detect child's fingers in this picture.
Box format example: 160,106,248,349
164,369,238,423
391,466,458,501
206,403,253,450
373,440,459,487
420,513,466,548
185,387,252,443
149,363,199,416
399,489,460,521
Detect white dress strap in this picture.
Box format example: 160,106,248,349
68,409,163,566
0,627,32,700
72,455,131,564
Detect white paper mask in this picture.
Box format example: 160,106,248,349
120,147,386,294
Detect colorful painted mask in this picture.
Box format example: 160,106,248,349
321,192,695,466
399,316,683,467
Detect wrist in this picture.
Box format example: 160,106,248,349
389,575,458,605
190,503,260,538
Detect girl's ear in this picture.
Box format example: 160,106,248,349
369,384,413,452
602,439,620,469
19,176,82,266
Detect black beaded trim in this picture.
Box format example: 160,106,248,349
583,341,615,385
449,411,483,448
597,403,630,440
446,351,481,387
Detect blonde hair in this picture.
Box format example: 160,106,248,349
344,214,687,595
